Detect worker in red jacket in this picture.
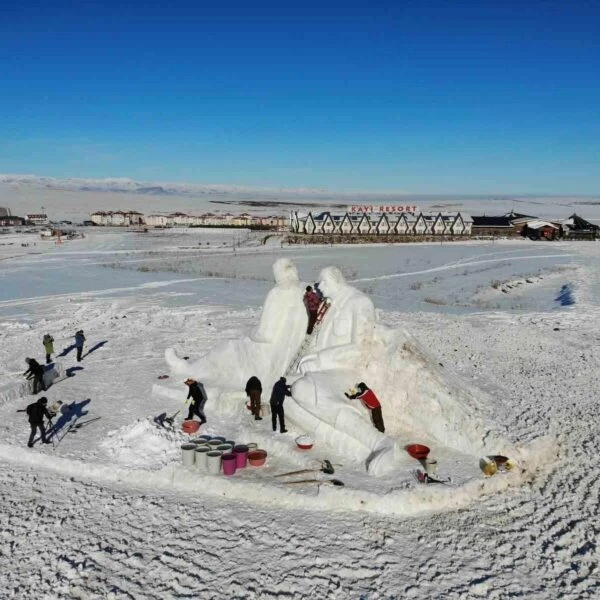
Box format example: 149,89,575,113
345,382,385,433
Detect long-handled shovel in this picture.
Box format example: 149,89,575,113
275,459,336,478
283,478,345,487
69,416,102,432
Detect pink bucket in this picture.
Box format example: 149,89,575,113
233,445,249,469
222,453,237,476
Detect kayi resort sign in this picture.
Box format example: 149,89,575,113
348,205,419,214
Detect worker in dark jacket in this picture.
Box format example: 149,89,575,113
345,382,385,433
75,330,86,362
245,375,263,421
185,378,208,424
23,358,46,394
270,376,291,433
26,396,52,447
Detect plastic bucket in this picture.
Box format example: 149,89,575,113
212,436,227,443
222,453,237,476
207,451,223,475
181,443,196,467
195,446,211,470
224,439,236,448
195,435,212,444
217,443,233,454
246,442,258,451
233,445,249,469
208,439,223,448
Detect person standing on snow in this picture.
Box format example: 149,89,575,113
303,286,321,335
345,382,385,433
26,396,52,447
43,333,54,364
75,330,86,362
184,378,208,424
245,375,263,421
270,376,291,433
23,358,46,394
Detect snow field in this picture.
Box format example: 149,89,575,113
0,231,598,597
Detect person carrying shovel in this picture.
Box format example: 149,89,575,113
184,378,208,424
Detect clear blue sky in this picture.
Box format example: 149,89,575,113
1,0,599,194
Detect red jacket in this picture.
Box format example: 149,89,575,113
357,389,381,410
304,291,321,312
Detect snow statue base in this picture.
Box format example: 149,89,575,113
161,260,519,477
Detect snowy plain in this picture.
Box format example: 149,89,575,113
1,221,599,598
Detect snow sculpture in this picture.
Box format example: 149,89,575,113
164,258,307,391
285,266,397,475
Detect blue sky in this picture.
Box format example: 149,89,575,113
1,0,599,194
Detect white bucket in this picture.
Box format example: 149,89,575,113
246,443,258,451
217,444,233,454
425,458,438,476
208,439,223,448
207,450,223,475
181,443,196,467
195,446,211,470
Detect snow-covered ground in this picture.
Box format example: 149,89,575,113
1,229,598,598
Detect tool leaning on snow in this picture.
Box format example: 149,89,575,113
277,459,345,487
275,459,336,478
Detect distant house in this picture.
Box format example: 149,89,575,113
25,213,49,225
560,213,599,240
0,207,10,218
0,215,25,226
145,214,169,227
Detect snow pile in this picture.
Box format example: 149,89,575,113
99,419,181,468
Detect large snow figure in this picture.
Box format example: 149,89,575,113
286,267,396,475
164,258,308,390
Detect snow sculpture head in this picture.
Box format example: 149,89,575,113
318,266,346,299
273,258,300,285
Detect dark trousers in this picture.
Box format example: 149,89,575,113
371,407,385,433
271,403,286,432
28,422,47,446
76,346,83,361
46,353,51,364
249,389,261,418
32,373,46,394
307,310,318,334
187,402,206,423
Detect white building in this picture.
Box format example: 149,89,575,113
290,211,473,237
25,213,49,225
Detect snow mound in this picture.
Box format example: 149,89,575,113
99,418,182,468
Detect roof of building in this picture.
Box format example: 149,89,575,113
472,216,513,227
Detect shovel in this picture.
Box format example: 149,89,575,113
275,459,335,478
70,416,102,431
283,478,345,487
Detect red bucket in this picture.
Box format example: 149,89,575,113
406,444,430,460
182,420,201,434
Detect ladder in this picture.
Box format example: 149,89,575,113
286,299,331,375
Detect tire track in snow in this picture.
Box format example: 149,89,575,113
352,253,575,283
